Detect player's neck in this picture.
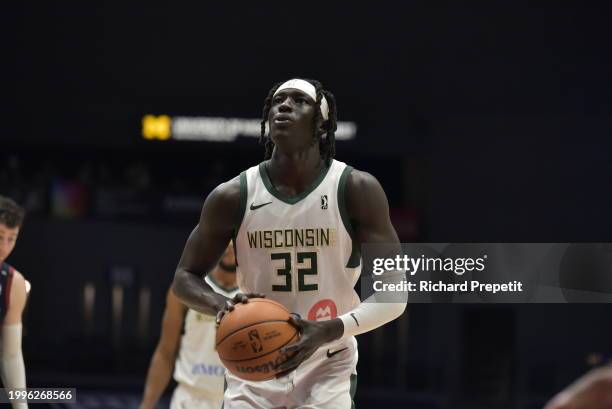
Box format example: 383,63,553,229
268,147,324,191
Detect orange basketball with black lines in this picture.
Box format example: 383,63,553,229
215,298,299,381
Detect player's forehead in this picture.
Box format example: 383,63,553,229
0,223,19,236
273,88,315,102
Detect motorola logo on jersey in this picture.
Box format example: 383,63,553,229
308,299,338,321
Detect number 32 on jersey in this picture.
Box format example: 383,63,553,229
270,251,318,292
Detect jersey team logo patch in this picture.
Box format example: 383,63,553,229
321,195,328,209
308,299,338,321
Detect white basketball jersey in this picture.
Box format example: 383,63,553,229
234,159,361,322
173,275,239,397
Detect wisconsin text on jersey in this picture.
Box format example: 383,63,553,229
246,228,338,249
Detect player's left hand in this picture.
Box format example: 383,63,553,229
276,315,343,377
215,292,266,327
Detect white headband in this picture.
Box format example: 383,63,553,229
273,79,329,120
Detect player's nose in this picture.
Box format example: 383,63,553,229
278,97,293,112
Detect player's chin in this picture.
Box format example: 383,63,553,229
270,129,291,142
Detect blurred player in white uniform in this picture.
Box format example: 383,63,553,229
139,244,238,409
173,78,407,408
0,196,30,409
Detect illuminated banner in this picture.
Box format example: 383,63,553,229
142,115,357,142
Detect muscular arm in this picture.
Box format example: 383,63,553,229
4,271,27,326
278,168,407,373
172,177,241,315
336,169,407,337
139,289,186,409
346,169,401,250
2,271,28,409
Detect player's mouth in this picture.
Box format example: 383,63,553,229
273,114,293,125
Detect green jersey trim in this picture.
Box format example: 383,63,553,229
233,171,248,266
350,374,358,409
237,171,248,227
258,161,332,205
338,166,361,268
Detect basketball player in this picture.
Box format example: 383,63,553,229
544,365,612,409
139,244,238,409
0,196,29,409
173,78,407,408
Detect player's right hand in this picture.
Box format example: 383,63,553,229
215,292,266,327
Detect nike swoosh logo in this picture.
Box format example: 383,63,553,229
250,201,272,210
327,347,348,359
350,313,359,326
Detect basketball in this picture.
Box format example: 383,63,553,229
215,298,299,381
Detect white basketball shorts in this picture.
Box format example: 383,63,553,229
171,383,224,409
223,336,358,409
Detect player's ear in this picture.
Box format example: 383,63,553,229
316,118,328,138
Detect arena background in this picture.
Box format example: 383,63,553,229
3,4,612,409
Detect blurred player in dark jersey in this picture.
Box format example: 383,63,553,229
0,196,29,409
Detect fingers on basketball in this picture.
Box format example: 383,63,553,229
215,298,299,381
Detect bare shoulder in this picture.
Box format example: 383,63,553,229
589,366,612,391
342,166,398,244
4,270,27,324
209,175,241,206
199,175,242,222
345,168,389,215
545,367,612,409
346,168,387,197
10,270,26,293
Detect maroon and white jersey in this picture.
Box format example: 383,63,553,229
0,262,15,323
